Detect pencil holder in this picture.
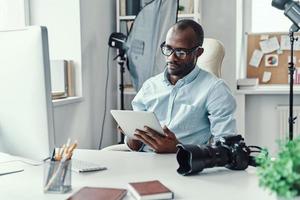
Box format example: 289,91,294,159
43,160,72,193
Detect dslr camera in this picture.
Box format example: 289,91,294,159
176,135,261,175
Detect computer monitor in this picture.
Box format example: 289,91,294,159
0,26,55,161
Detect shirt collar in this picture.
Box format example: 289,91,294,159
163,66,201,86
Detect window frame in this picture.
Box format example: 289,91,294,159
0,0,30,29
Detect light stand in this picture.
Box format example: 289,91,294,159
288,24,299,140
114,49,126,144
271,0,300,140
113,48,127,111
108,32,128,144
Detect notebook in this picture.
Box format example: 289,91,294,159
67,187,127,200
128,180,174,200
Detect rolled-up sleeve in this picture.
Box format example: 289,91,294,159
206,80,237,140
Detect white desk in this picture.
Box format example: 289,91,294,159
0,149,276,200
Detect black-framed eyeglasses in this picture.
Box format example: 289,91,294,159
160,41,201,60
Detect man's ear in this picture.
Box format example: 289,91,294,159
196,47,204,57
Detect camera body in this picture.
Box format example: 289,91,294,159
176,135,256,176
217,135,251,170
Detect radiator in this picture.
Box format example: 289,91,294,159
276,105,300,140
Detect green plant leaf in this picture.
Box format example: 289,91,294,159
256,137,300,199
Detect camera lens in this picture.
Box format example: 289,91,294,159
176,144,230,175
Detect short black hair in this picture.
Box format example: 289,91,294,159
173,19,204,46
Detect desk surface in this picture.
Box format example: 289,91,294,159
0,149,276,200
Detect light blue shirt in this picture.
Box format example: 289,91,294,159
131,66,237,151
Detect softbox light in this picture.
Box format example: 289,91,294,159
125,0,178,90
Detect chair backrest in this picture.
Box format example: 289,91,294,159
196,38,225,78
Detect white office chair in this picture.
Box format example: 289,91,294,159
101,143,130,151
197,38,225,78
102,38,225,151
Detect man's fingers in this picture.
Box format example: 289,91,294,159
135,126,179,153
144,126,165,139
134,131,157,149
163,125,176,138
135,129,157,143
135,135,155,148
135,129,146,134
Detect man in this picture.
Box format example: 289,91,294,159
125,19,237,153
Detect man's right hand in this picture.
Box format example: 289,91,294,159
134,126,179,153
126,138,143,151
118,125,143,151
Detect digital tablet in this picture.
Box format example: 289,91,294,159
110,110,164,139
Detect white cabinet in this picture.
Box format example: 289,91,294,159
116,0,202,110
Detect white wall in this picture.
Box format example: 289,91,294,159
245,95,300,155
29,0,82,96
201,0,237,90
29,0,118,149
78,0,118,148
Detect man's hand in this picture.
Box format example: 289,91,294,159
118,125,143,151
134,125,179,153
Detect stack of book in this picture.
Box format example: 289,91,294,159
127,180,174,200
66,180,174,200
50,60,74,100
237,78,259,90
67,187,127,200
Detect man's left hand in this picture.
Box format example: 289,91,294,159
134,125,179,153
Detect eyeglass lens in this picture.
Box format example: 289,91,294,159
161,46,187,59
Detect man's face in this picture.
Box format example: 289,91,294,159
163,27,203,77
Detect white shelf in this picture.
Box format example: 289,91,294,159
52,96,83,107
124,87,137,95
236,85,300,95
119,15,135,20
178,13,197,18
120,13,198,21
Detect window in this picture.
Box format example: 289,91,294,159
0,0,29,29
247,0,292,33
237,0,295,78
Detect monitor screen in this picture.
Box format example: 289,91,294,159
0,26,55,161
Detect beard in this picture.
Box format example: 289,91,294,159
167,60,196,77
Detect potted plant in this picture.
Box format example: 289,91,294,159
256,137,300,199
178,5,185,14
